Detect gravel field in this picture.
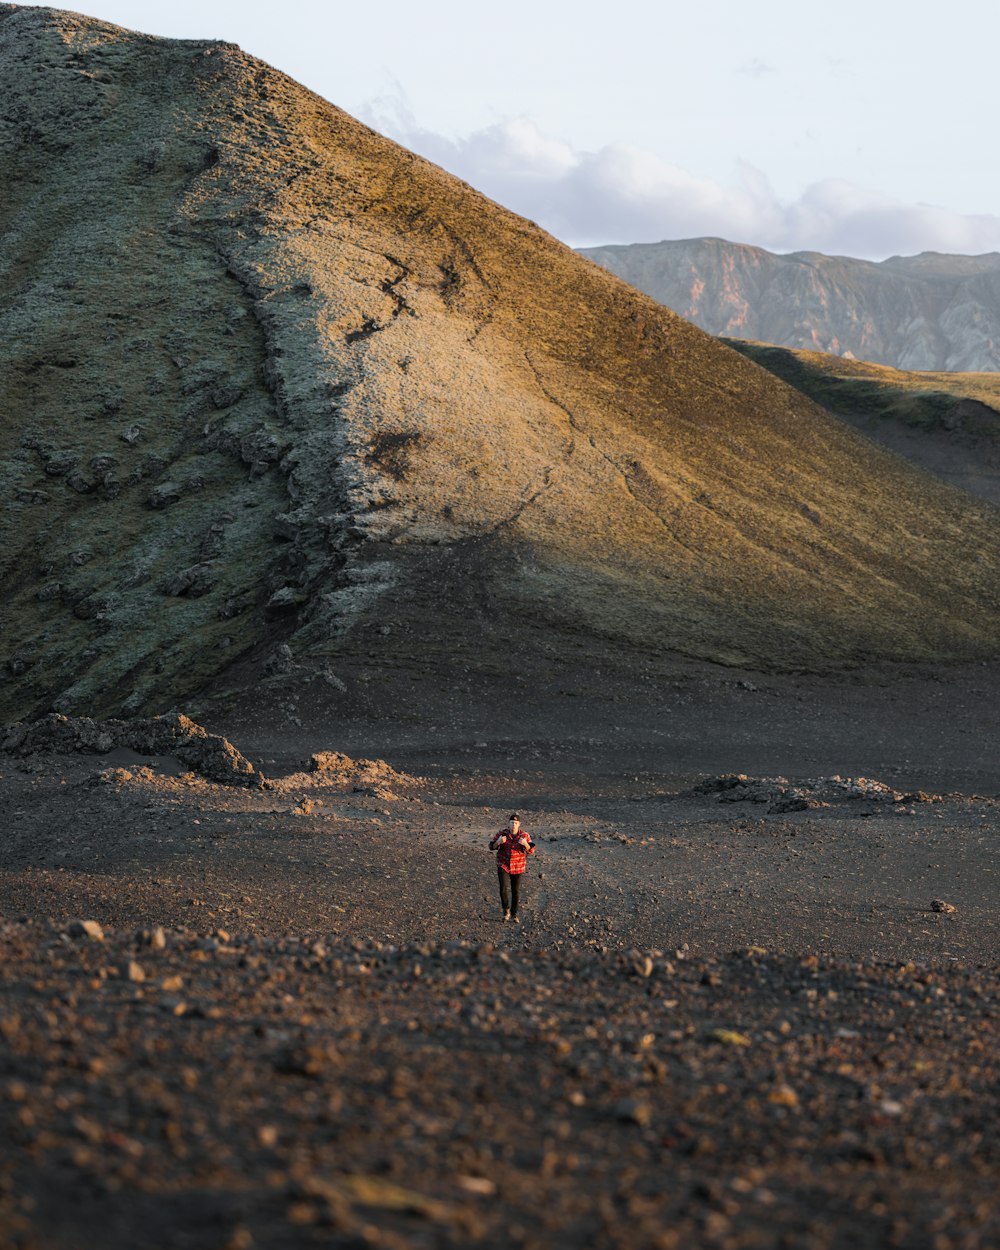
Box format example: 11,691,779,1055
1,920,997,1250
1,680,998,1249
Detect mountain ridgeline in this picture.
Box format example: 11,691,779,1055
4,5,1000,723
580,238,1000,373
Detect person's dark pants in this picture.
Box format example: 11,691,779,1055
498,865,522,917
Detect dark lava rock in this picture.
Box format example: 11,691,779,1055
1,712,264,786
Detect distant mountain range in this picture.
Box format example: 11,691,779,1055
579,238,1000,372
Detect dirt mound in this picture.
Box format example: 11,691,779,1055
0,712,263,786
691,772,942,814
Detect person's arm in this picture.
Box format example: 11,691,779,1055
489,830,508,850
518,832,535,855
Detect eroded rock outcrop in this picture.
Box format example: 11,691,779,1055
691,773,941,814
267,751,418,799
1,713,263,785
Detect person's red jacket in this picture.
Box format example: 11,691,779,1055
490,826,535,875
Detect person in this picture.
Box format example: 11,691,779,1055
489,813,535,923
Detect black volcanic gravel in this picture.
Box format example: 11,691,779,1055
1,919,997,1250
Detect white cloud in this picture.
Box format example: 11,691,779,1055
362,102,1000,260
737,57,776,77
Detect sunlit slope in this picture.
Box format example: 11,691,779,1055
3,6,1000,720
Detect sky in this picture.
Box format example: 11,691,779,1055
20,0,1000,259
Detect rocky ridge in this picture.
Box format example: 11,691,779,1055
580,237,1000,371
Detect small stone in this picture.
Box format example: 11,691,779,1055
931,899,957,913
706,1028,751,1047
767,1084,799,1108
263,644,295,676
123,960,146,983
272,1044,338,1077
614,1098,652,1127
147,926,167,950
68,919,104,941
285,1203,320,1227
147,480,183,508
457,1176,497,1196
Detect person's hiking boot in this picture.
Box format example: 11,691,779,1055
502,910,511,923
512,915,520,924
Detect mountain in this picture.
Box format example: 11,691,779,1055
579,238,1000,372
5,6,1000,724
726,341,1000,505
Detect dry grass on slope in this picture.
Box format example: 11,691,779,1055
3,7,1000,727
183,44,1000,671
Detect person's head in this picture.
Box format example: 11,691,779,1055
508,813,520,831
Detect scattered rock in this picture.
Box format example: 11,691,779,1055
272,1044,338,1078
627,952,654,978
690,772,941,814
147,481,183,509
352,784,399,800
706,1028,751,1047
457,1176,497,1196
163,563,217,598
767,1084,799,1108
68,919,104,941
614,1098,652,1127
931,899,957,913
141,926,167,950
263,644,295,677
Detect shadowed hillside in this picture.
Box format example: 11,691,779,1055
4,6,1000,722
581,237,1000,372
727,340,1000,504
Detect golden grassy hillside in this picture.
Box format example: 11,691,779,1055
3,5,1000,720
